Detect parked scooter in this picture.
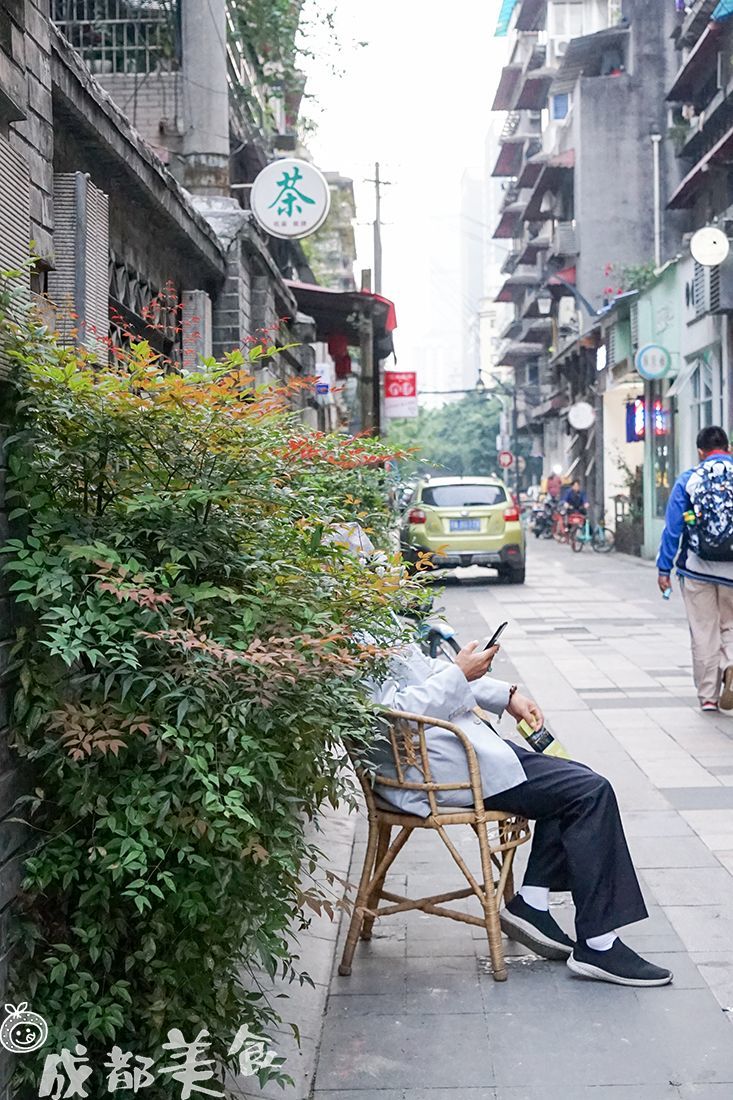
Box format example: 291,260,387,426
532,498,555,539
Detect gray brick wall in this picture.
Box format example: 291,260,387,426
6,0,53,260
212,244,252,360
95,71,183,168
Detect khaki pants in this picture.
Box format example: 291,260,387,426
681,577,733,702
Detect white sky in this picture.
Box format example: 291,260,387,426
302,1,507,394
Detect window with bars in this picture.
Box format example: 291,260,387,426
52,0,180,74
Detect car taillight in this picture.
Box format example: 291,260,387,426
504,506,520,523
408,508,427,525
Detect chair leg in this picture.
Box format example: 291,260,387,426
360,823,392,941
476,825,507,982
338,815,380,977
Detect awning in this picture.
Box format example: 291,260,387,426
551,27,630,93
548,265,578,292
677,0,718,47
285,281,397,363
493,202,525,239
492,63,523,111
714,0,733,19
523,149,575,220
516,67,555,110
667,120,733,208
667,23,722,101
491,137,526,178
499,340,546,366
494,0,518,36
494,273,540,303
515,0,545,32
517,153,546,189
518,232,551,264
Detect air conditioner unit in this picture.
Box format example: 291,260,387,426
554,37,572,58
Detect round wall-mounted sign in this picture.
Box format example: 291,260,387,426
635,343,671,381
690,226,730,268
567,401,596,430
250,158,331,240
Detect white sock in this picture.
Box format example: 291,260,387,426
518,886,550,912
585,931,618,952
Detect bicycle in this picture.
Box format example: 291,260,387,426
553,503,585,545
570,515,615,553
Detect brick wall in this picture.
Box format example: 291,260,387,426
95,71,183,169
6,0,53,261
212,244,252,361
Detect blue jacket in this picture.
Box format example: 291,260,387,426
562,488,587,511
656,452,733,587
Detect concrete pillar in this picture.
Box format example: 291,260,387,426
180,0,229,195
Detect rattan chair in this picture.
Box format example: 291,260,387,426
338,708,531,982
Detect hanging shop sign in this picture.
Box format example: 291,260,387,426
384,371,418,418
635,343,671,381
690,226,730,268
250,158,331,240
567,402,596,430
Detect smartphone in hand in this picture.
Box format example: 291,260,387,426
480,622,508,651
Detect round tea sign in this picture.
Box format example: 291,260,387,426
635,343,671,381
250,158,331,240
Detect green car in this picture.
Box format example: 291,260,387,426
400,476,525,584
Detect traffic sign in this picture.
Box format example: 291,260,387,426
499,450,514,469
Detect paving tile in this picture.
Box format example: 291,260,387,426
663,788,733,809
315,1012,494,1091
643,867,733,906
622,810,695,837
665,906,733,952
629,836,719,868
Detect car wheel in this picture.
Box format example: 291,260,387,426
504,566,526,585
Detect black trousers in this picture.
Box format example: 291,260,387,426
483,743,648,941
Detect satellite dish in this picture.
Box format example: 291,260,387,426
690,226,730,267
568,401,596,431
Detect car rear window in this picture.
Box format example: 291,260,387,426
420,484,507,508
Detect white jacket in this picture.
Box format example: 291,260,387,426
368,645,527,816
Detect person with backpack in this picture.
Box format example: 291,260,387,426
657,426,733,713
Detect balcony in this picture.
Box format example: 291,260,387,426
523,150,575,220
668,118,733,208
499,339,547,367
667,22,723,102
676,0,719,49
551,26,630,94
495,272,541,304
551,220,579,258
674,76,733,165
515,45,554,111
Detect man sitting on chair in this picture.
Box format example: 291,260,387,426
370,637,672,988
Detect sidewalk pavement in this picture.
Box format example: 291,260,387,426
309,541,733,1100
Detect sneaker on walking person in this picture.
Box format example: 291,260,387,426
719,666,733,714
657,427,733,710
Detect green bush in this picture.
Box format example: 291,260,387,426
0,295,414,1094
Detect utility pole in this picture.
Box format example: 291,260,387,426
366,162,391,296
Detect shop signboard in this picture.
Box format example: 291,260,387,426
251,158,331,240
635,343,671,381
384,371,418,418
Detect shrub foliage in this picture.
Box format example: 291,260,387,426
0,297,413,1093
